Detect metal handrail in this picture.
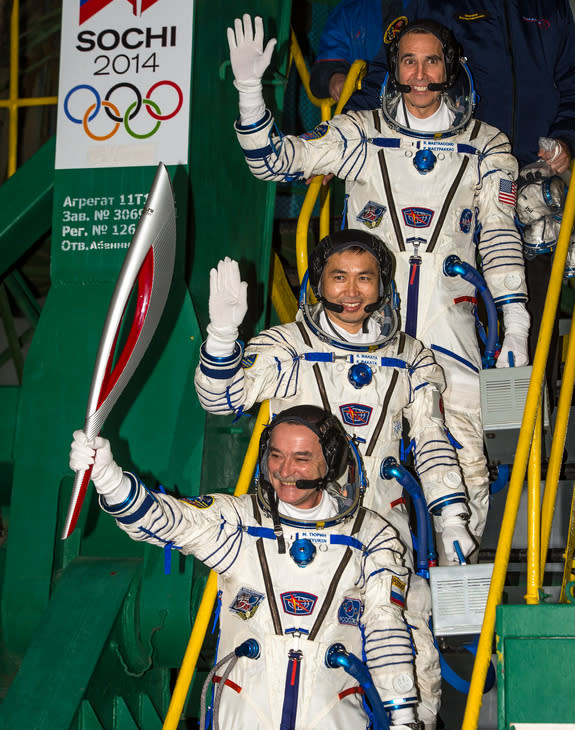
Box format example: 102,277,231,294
462,171,575,729
0,0,58,178
539,297,575,576
292,54,367,285
0,0,58,381
525,402,542,605
162,402,270,729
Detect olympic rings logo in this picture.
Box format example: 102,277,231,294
63,81,183,140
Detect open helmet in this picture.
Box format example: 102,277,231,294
381,19,476,138
301,229,400,351
257,405,366,532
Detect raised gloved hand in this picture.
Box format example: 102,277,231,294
206,257,248,357
227,14,276,87
69,430,131,504
227,14,276,125
438,503,476,564
497,302,530,368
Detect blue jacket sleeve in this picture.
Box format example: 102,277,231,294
312,0,406,101
343,41,389,111
546,0,575,155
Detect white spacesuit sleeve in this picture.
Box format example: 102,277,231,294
475,127,527,307
401,340,467,514
359,511,417,712
235,108,370,183
194,322,304,416
100,473,248,572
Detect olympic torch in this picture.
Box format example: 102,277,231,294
61,162,176,539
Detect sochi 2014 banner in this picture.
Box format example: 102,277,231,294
56,0,193,169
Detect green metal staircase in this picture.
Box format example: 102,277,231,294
0,1,293,727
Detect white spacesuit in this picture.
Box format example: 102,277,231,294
194,231,476,727
195,235,467,548
69,406,420,730
227,15,530,543
516,159,574,276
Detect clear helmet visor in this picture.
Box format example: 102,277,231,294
381,59,476,139
298,271,400,352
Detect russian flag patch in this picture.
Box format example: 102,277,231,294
390,575,406,608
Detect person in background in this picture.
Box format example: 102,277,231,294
309,0,407,102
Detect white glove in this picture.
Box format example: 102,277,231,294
69,430,131,504
206,257,248,357
438,503,476,564
227,14,276,125
538,136,572,178
496,302,530,368
390,706,423,729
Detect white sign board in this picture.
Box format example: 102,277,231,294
56,0,193,169
511,725,575,729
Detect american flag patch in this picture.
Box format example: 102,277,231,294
498,178,517,206
390,575,406,608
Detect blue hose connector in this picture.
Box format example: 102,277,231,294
380,457,436,576
443,255,498,368
325,644,390,730
235,638,261,659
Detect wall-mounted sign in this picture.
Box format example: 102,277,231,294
56,0,193,169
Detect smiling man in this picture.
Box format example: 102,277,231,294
195,229,475,729
266,419,326,509
69,405,420,729
396,30,445,119
318,247,380,332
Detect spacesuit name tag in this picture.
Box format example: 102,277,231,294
295,530,328,545
349,353,379,367
416,139,456,153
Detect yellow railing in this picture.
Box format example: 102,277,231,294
162,402,270,729
289,28,367,285
162,31,367,728
462,173,575,728
0,0,58,178
294,56,367,284
0,0,58,383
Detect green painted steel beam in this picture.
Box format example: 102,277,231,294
0,137,55,276
0,386,18,505
77,701,105,730
0,558,140,730
496,603,575,725
188,0,292,337
111,698,139,729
